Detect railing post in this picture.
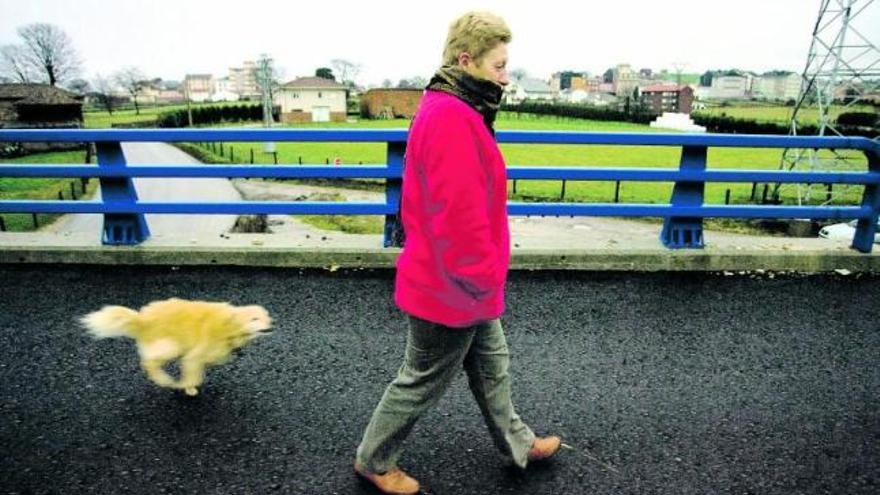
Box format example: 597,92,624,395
96,142,150,245
852,147,879,253
661,145,707,249
383,141,405,247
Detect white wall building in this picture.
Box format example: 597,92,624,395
274,77,348,122
752,73,801,101
613,64,639,97
210,77,241,102
709,75,751,99
183,74,213,103
229,61,260,99
558,88,590,104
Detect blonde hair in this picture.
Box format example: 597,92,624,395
442,11,512,66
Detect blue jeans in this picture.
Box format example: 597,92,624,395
356,316,536,471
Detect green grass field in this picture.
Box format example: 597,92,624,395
183,112,868,207
693,103,876,125
0,150,97,231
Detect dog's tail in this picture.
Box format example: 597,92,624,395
80,306,140,339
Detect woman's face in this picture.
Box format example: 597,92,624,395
460,42,509,87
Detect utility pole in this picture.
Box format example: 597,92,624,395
256,54,276,153
671,62,688,87
183,75,193,127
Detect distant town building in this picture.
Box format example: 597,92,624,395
569,75,585,91
752,72,800,101
613,64,639,97
183,74,213,103
831,82,880,103
360,88,423,119
638,84,694,114
557,88,618,107
504,77,555,104
583,76,602,93
550,71,591,92
558,88,590,104
585,92,619,107
549,73,562,93
211,77,241,102
709,74,752,99
274,76,347,123
228,61,260,99
138,80,185,104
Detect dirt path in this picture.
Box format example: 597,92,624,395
230,179,848,251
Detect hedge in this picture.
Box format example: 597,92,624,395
502,102,877,138
156,104,281,128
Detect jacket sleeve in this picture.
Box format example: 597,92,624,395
421,112,501,301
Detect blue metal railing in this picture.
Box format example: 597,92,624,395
0,128,878,252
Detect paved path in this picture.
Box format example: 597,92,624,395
43,142,240,242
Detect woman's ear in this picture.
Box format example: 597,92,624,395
457,52,473,68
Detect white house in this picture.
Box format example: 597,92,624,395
274,77,348,123
558,88,590,104
504,77,555,104
210,77,241,102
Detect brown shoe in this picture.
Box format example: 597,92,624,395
527,436,562,462
354,461,419,495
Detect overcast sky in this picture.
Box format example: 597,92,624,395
1,0,877,86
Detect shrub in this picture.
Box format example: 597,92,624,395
836,111,879,128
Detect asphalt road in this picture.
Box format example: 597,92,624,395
1,265,878,494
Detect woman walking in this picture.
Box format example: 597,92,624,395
354,11,561,495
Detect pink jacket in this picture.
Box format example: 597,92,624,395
394,90,510,328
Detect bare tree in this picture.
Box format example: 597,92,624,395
255,54,282,127
91,74,117,116
0,44,37,83
17,23,81,86
331,59,362,87
255,54,283,95
114,67,147,115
